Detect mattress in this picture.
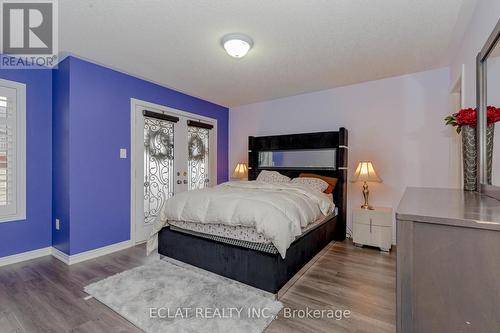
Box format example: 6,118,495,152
168,208,338,254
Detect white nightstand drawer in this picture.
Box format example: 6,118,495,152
353,208,392,227
353,223,371,245
352,206,393,251
353,224,392,250
370,226,392,249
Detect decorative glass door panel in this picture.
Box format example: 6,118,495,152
188,125,210,190
143,117,174,224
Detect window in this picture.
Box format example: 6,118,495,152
0,79,26,223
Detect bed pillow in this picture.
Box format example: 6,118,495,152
291,177,329,193
256,170,291,183
299,173,338,194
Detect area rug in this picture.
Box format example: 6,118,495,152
84,258,283,333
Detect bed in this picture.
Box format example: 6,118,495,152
155,129,348,294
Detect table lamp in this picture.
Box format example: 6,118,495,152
232,162,248,180
351,161,382,210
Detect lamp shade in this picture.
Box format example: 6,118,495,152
232,163,248,179
351,161,382,183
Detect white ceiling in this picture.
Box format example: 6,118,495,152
59,0,469,107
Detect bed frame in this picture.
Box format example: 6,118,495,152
158,128,348,294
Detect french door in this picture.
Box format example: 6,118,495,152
132,100,216,243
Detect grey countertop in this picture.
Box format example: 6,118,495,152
396,187,500,231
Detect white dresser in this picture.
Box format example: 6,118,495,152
352,207,393,251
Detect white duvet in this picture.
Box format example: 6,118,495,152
147,181,334,258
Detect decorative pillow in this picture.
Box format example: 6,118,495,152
291,177,329,193
256,170,291,183
299,173,338,194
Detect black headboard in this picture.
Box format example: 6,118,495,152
248,128,348,241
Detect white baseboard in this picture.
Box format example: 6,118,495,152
1,240,134,268
51,240,133,265
51,247,70,265
0,247,52,267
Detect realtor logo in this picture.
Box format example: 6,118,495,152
0,0,58,69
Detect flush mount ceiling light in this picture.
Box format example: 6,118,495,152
221,34,253,58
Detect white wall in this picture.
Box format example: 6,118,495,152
229,67,458,243
450,0,500,107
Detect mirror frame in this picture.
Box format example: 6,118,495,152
477,18,500,200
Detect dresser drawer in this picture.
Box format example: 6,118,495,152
353,208,392,227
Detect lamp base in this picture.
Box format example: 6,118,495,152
360,204,375,210
361,181,374,210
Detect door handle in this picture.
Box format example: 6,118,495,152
370,218,372,233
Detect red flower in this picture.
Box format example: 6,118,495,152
487,106,496,126
455,108,477,127
487,106,500,125
445,106,500,134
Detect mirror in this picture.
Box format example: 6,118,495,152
478,18,500,200
486,41,500,187
258,149,337,169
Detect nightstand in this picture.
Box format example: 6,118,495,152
353,207,393,252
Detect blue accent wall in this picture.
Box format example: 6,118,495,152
55,56,229,255
52,59,71,254
0,68,52,257
0,55,228,259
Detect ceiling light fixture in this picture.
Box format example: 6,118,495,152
221,34,253,58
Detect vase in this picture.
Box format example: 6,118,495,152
486,124,495,185
462,126,477,191
461,125,495,191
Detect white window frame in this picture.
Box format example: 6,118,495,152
0,78,26,223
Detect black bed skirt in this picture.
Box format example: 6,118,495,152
158,216,339,294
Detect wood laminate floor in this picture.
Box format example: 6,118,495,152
0,241,395,333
